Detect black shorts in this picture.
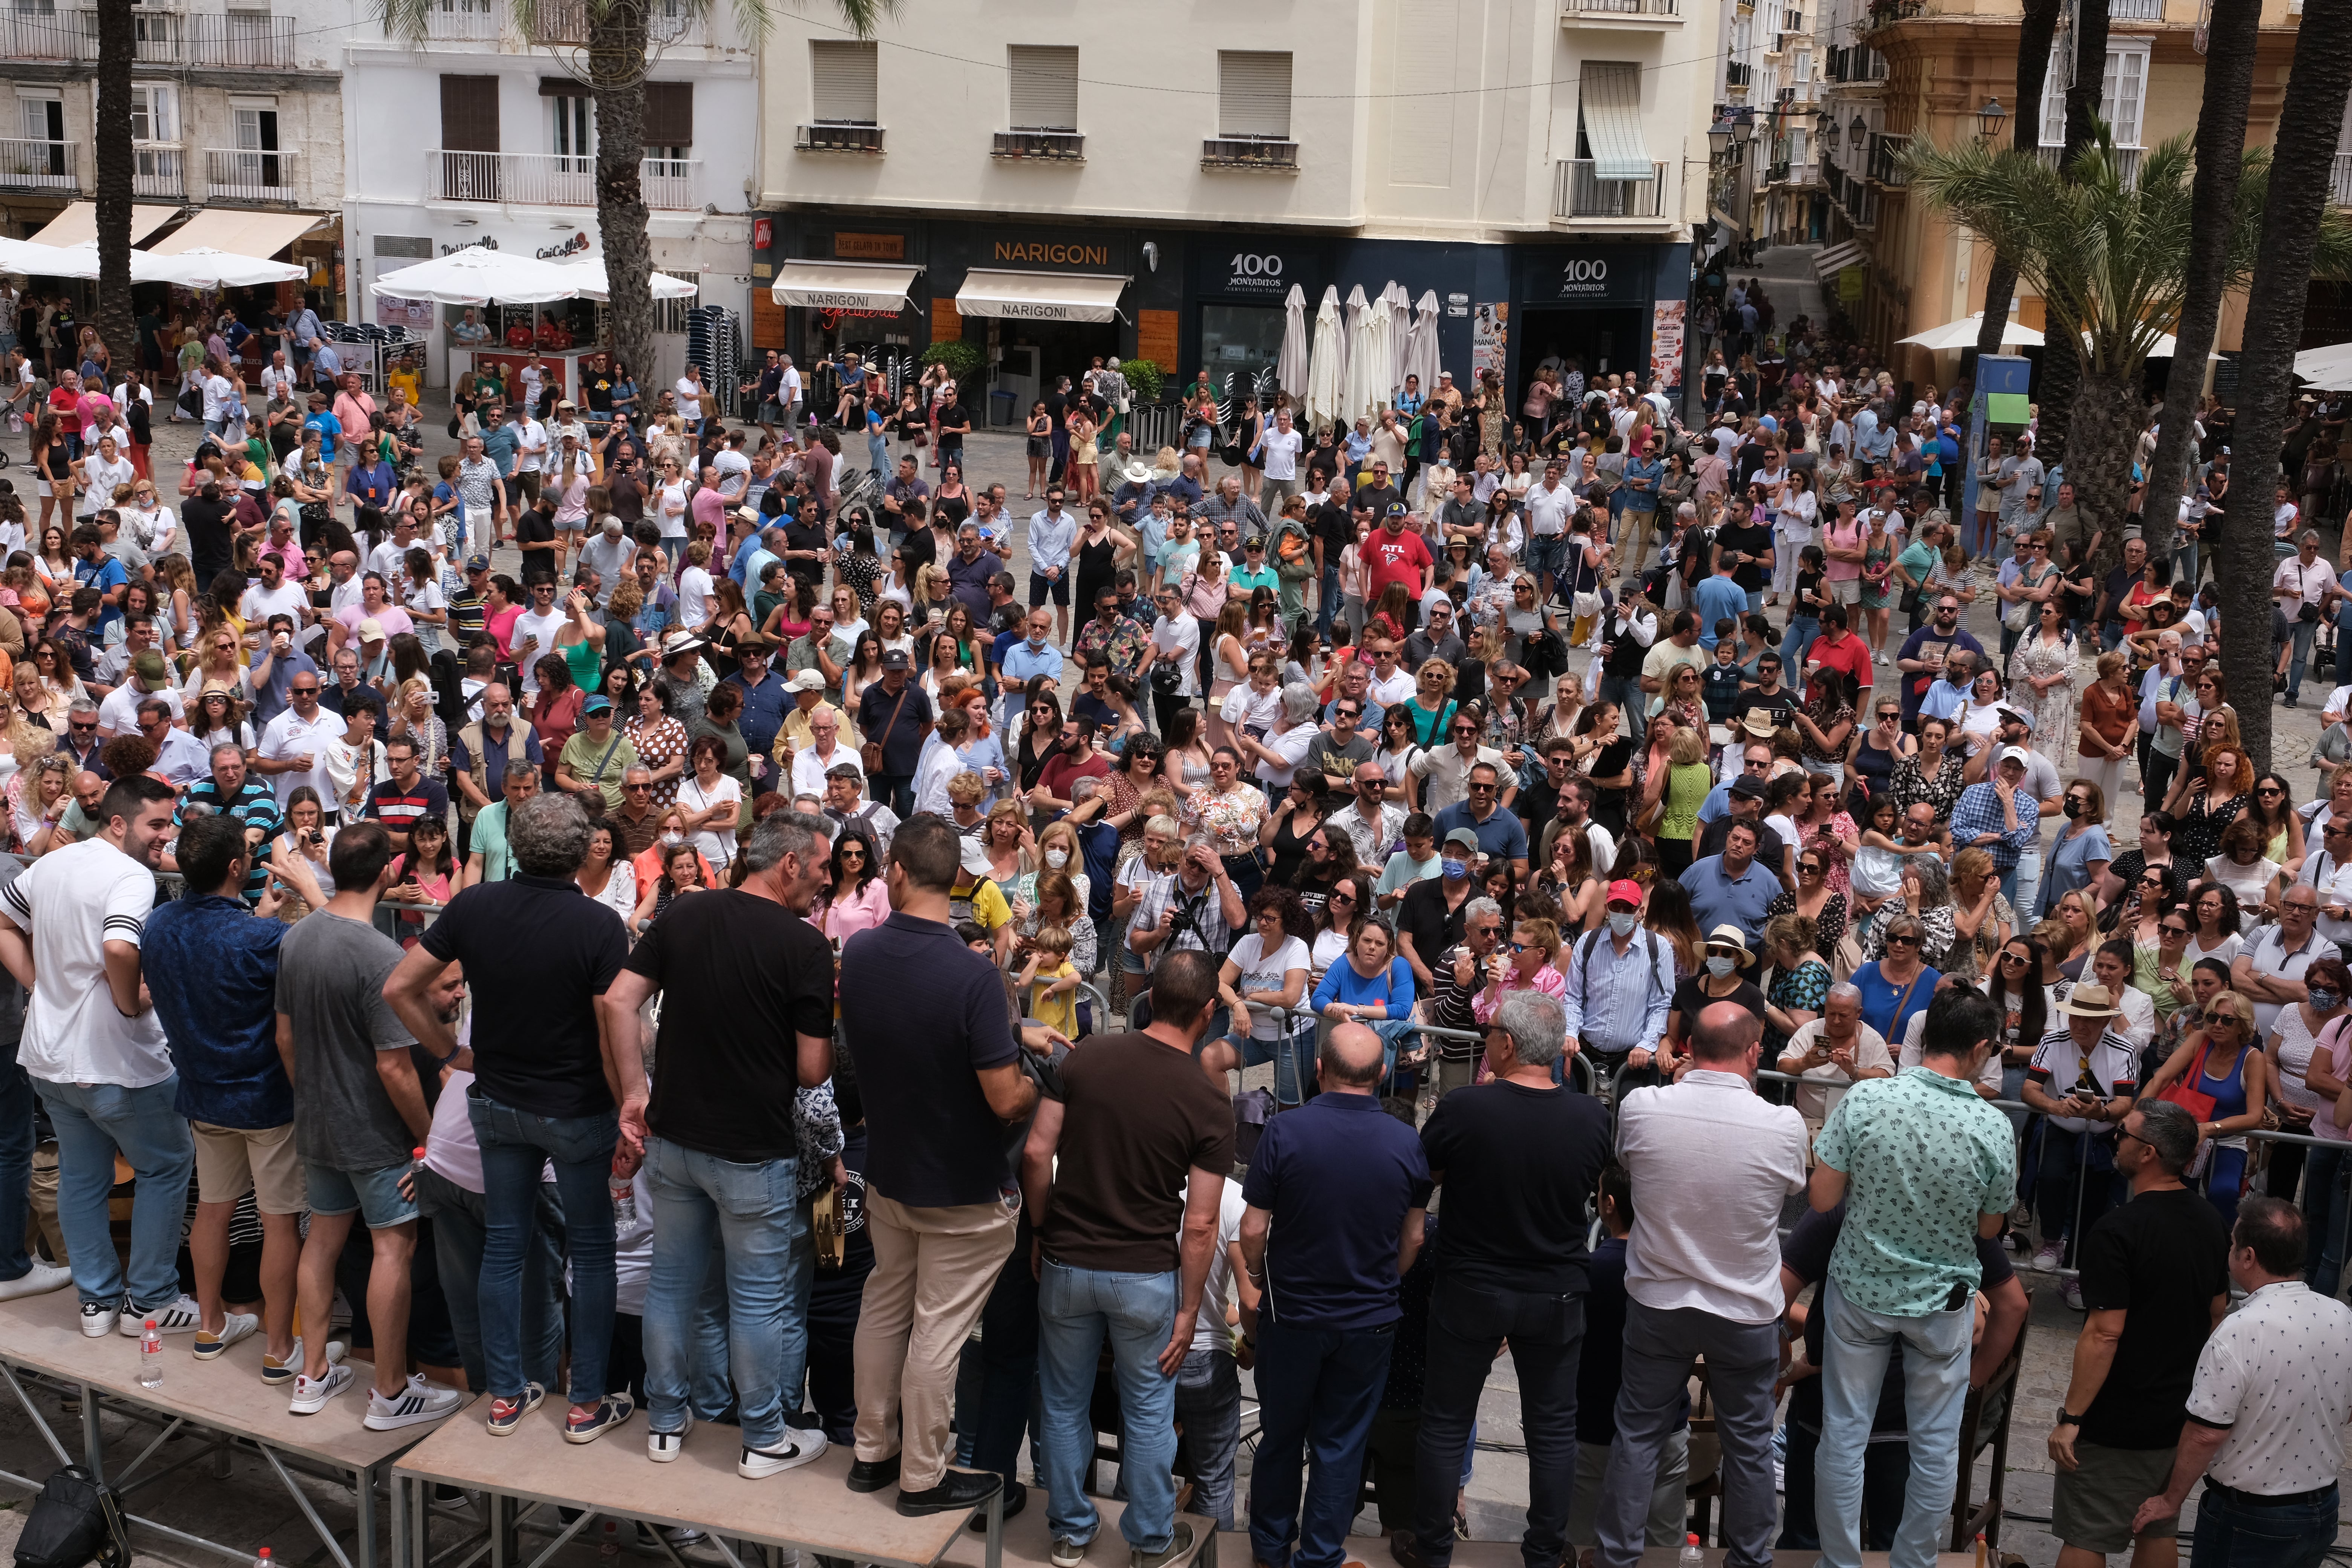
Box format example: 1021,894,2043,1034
1028,570,1069,607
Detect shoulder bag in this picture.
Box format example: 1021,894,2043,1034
861,686,907,775
2156,1040,2218,1124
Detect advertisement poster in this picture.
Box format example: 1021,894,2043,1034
1472,302,1508,380
375,294,434,330
1649,299,1686,398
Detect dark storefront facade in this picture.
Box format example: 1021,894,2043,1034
757,211,1694,427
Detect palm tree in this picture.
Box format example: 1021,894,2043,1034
1904,129,2352,576
1967,0,2064,371
2210,0,2352,773
378,0,891,390
2138,0,2261,570
90,0,135,366
2027,0,2112,465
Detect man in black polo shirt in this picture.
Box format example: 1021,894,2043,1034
1712,496,1775,612
384,792,639,1444
1404,991,1611,1568
1240,1023,1430,1568
449,554,492,644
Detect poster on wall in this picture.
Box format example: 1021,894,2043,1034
1472,302,1508,380
1649,300,1686,398
375,293,433,330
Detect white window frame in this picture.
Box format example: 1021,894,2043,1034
2040,38,2150,148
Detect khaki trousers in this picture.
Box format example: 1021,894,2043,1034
853,1188,1017,1490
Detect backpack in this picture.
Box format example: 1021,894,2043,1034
13,1467,128,1568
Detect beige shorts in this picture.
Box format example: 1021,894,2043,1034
1828,576,1863,606
192,1121,308,1215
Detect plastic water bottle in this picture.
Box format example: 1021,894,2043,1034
610,1158,635,1227
136,1320,162,1387
599,1519,622,1560
1680,1533,1704,1568
259,1549,273,1568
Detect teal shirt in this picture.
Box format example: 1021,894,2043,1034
1812,1065,2018,1317
1230,564,1280,597
472,799,516,883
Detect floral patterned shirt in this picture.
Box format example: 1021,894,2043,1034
1182,782,1268,859
1892,750,1968,825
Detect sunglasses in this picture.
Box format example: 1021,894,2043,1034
2000,951,2029,965
2141,874,2165,887
2161,923,2191,937
1885,933,1921,947
1798,861,1824,874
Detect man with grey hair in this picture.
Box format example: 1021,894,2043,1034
2274,527,2338,708
1777,982,1891,1125
597,811,844,1478
1596,1001,1807,1568
2044,1097,2228,1568
1233,683,1321,795
384,789,643,1445
1402,992,1611,1568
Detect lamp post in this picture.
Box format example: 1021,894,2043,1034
1975,96,2007,144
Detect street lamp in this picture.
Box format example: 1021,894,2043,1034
1709,120,1734,159
1975,95,2007,143
1848,114,1867,153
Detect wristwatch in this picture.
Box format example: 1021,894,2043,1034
2055,1408,2083,1427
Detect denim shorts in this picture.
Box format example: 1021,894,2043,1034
306,1159,419,1228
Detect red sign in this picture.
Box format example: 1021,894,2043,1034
754,218,773,251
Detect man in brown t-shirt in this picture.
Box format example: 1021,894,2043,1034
1021,950,1234,1568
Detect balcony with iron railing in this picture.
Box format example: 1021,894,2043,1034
1561,0,1683,23
421,1,500,39
185,12,296,66
1826,43,1886,83
0,138,75,194
204,145,298,202
2107,0,2163,17
1200,136,1300,169
795,123,884,154
1866,130,1909,184
132,145,183,199
990,129,1084,161
0,6,293,63
1552,159,1668,221
431,149,701,208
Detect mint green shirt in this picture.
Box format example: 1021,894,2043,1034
1813,1065,2017,1317
471,800,515,883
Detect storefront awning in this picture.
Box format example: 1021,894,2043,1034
149,208,327,259
1813,241,1866,278
954,269,1128,323
770,259,922,313
1578,63,1654,182
28,203,178,249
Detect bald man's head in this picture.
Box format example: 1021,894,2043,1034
1318,1023,1388,1091
1692,1000,1764,1066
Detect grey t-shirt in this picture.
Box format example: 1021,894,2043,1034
277,912,416,1173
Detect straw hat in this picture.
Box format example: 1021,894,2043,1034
2056,984,2122,1019
1703,925,1758,969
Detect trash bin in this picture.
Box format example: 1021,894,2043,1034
989,388,1018,427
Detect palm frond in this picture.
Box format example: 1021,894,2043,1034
659,0,894,46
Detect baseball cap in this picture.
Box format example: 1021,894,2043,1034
582,695,612,715
788,669,827,692
1729,774,1768,799
959,838,993,879
465,553,491,573
1998,745,2033,769
131,649,169,689
357,618,385,642
880,649,911,671
1606,879,1643,908
1385,502,1409,519
1442,827,1481,851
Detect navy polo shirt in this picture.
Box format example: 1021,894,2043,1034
1240,1091,1432,1331
1431,801,1531,864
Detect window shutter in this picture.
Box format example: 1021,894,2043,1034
810,40,877,124
440,74,500,152
1217,50,1292,139
2038,44,2066,146
2109,47,2144,145
1006,45,1077,131
644,81,693,145
539,75,576,96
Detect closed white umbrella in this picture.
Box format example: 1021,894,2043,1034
1341,285,1374,425
1404,289,1443,395
1277,283,1309,401
369,244,585,305
1366,288,1394,418
1387,282,1412,398
1305,286,1344,435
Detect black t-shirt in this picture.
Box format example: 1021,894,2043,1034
1669,974,1767,1042
1717,521,1775,593
419,874,630,1119
1312,499,1353,559
514,509,557,582
1419,1079,1610,1295
1743,684,1799,729
936,402,970,443
2075,1185,2231,1448
1396,875,1472,974
182,496,234,583
782,519,828,579
628,888,835,1162
608,473,646,525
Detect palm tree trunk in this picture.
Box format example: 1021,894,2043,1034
590,0,654,392
90,0,134,364
2214,0,2352,775
2035,0,2112,465
2068,365,2138,557
2141,0,2259,574
1970,0,2063,368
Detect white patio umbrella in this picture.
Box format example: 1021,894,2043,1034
1387,282,1412,398
130,247,304,289
557,255,700,302
1403,289,1443,395
1276,284,1309,400
1894,311,2044,351
369,244,586,305
2295,341,2352,384
2082,328,2220,361
1304,286,1344,435
0,237,98,279
1366,287,1396,416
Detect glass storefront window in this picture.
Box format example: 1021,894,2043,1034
1198,303,1285,406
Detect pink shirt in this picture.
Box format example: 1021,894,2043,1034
690,484,727,534
334,391,376,443
1822,517,1865,582
2314,1015,2352,1142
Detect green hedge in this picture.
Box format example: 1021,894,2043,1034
1120,358,1166,403
922,339,985,378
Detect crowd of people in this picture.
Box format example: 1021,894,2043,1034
0,299,2341,1568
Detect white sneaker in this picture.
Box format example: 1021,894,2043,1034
262,1336,348,1386
289,1363,355,1415
0,1262,71,1302
192,1312,259,1361
121,1293,202,1335
2061,1276,2084,1311
364,1373,464,1431
649,1415,691,1463
79,1298,119,1338
2030,1241,2065,1273
738,1429,828,1479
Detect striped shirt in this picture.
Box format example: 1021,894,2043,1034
1559,926,1676,1059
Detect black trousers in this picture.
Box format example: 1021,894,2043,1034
1414,1278,1584,1568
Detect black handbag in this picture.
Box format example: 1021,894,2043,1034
1898,585,1923,617
14,1466,128,1568
1218,441,1245,467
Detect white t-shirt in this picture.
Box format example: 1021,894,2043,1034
781,366,802,402
259,705,341,806
80,454,134,515
1260,427,1302,482
200,374,233,423
1,838,173,1087
509,607,567,693
1190,1178,1249,1353
259,364,296,404
657,480,690,540
403,576,449,652
677,772,741,866
514,418,548,474
240,578,309,634
1225,932,1309,1039
713,449,752,499
675,377,705,420
677,566,714,629
97,681,184,737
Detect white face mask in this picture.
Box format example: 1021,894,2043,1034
1608,910,1639,937
1044,849,1069,869
660,831,683,847
1706,954,1736,978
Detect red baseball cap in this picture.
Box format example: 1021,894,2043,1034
1606,879,1644,908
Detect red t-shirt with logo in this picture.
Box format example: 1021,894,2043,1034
1362,528,1433,606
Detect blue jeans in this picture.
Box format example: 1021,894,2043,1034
1526,534,1570,591
1252,1317,1396,1568
1175,1347,1242,1530
643,1136,808,1449
1780,615,1822,674
1596,673,1646,747
2000,847,2043,928
2189,1482,2339,1568
2287,619,2320,698
2175,542,2199,589
0,1049,35,1280
1815,1280,1974,1568
37,1077,193,1312
468,1087,619,1404
2303,1143,2349,1299
1037,1259,1180,1552
1316,564,1343,639
413,1163,564,1394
